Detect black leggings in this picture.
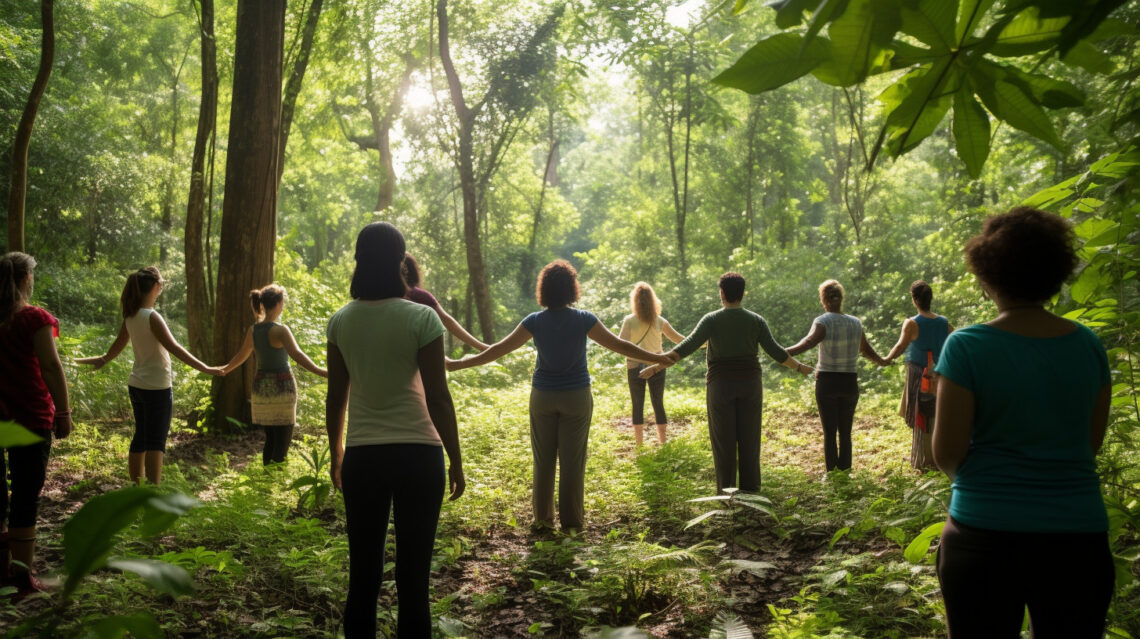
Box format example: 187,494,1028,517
815,372,858,471
341,444,445,639
261,424,293,465
627,367,667,425
937,516,1113,638
0,438,51,529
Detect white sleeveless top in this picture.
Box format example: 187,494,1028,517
125,308,172,389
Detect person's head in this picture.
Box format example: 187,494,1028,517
0,252,36,323
350,222,407,300
630,281,661,323
965,206,1077,305
121,266,163,318
250,284,286,319
819,279,844,313
719,272,745,304
910,280,933,312
402,253,423,289
535,260,580,309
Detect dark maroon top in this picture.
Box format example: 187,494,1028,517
405,287,441,311
0,306,59,431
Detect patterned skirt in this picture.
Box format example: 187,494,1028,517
899,362,935,469
251,370,296,426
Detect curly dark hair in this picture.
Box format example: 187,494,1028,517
910,280,933,312
535,260,580,309
965,207,1077,303
719,272,746,304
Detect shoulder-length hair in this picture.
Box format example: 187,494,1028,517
535,260,580,309
351,222,408,301
121,266,162,318
630,282,661,324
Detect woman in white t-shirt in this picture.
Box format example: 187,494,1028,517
618,282,685,446
78,267,223,485
325,222,464,638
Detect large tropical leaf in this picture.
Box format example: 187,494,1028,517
62,488,159,593
712,33,831,93
106,558,194,597
899,0,956,52
952,85,991,178
879,59,958,157
972,63,1064,149
812,0,899,86
987,6,1069,57
0,421,45,448
955,0,996,44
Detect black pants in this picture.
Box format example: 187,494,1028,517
261,424,294,465
815,372,858,471
0,437,51,528
341,444,445,639
937,516,1113,638
128,386,173,453
626,367,667,425
706,376,763,491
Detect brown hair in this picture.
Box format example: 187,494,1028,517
719,272,745,303
630,281,661,324
819,279,844,312
351,222,407,300
402,253,422,289
0,252,36,324
910,280,933,312
535,260,580,309
965,206,1077,303
121,267,163,318
250,284,286,318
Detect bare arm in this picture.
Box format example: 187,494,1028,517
220,327,254,375
932,376,974,481
275,324,328,378
1090,384,1110,454
33,325,72,438
883,319,918,363
447,323,531,371
587,321,672,365
785,322,825,357
75,321,129,370
149,313,222,375
859,330,889,366
661,319,686,345
418,336,465,500
437,306,488,351
325,342,349,491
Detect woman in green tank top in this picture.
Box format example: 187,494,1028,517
221,284,328,464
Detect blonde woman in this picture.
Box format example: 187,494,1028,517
618,282,685,445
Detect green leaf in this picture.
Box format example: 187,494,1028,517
684,509,727,529
903,521,945,563
732,0,752,15
1071,264,1102,304
1020,174,1078,208
880,60,956,156
955,0,995,44
62,487,161,594
972,66,1063,149
899,0,956,52
829,525,851,549
106,558,194,597
82,613,163,639
802,0,849,51
713,33,831,94
0,421,46,448
952,85,990,178
768,0,817,28
138,492,199,538
1060,40,1115,75
812,0,898,86
987,6,1068,57
1003,69,1084,109
725,559,776,576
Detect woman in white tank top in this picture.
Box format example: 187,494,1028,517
78,267,223,484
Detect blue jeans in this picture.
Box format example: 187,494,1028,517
128,386,173,453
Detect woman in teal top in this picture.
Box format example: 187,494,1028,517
883,280,953,469
220,284,327,464
932,207,1112,638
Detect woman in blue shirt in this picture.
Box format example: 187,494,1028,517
933,207,1113,638
448,260,672,531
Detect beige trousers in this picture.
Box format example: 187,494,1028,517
529,386,593,530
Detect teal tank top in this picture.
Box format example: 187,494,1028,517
905,314,949,366
253,323,290,372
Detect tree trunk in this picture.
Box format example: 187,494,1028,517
437,0,494,342
277,0,323,187
522,111,557,298
212,0,286,430
7,0,54,252
186,0,217,359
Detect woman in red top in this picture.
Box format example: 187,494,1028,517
0,252,71,596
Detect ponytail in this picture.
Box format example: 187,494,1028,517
0,252,36,324
250,284,285,319
121,266,162,318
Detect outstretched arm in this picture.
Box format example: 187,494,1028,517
661,319,686,345
883,319,918,363
447,322,531,371
33,325,72,438
437,306,489,351
784,322,824,357
587,322,672,365
325,342,349,491
220,327,254,375
276,325,328,378
149,313,223,375
75,321,129,370
419,336,464,500
859,330,889,366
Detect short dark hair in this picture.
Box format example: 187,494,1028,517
251,283,286,317
350,222,408,301
535,260,580,308
910,280,933,312
719,272,745,303
965,207,1076,303
402,253,422,289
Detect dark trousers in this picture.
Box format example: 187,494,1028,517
0,437,51,528
128,386,173,453
261,424,294,465
341,444,445,639
706,376,763,491
937,516,1113,638
529,387,593,530
626,367,667,425
815,372,858,471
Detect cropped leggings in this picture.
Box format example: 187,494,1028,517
626,367,667,425
128,386,173,453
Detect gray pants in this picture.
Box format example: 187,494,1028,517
529,386,593,530
706,376,763,491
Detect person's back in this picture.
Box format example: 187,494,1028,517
522,307,598,390
674,307,786,379
124,308,171,390
252,322,290,373
0,305,57,430
906,314,950,365
814,312,862,373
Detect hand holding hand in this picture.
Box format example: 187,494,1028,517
76,355,107,371
445,357,462,372
207,366,226,376
639,364,661,379
448,463,466,501
315,368,329,379
665,350,681,363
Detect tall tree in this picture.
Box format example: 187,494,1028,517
185,0,218,359
6,0,54,252
212,0,286,429
277,0,324,187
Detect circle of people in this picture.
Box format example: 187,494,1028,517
0,205,1113,638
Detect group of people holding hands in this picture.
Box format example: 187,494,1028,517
0,204,1116,637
